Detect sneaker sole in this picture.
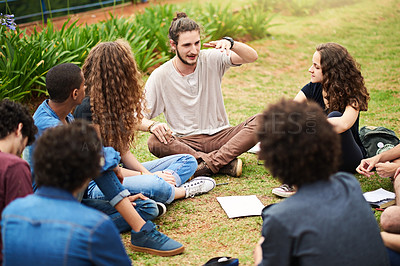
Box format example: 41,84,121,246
130,244,185,257
235,158,243,177
218,158,243,177
271,189,295,198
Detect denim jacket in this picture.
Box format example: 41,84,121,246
23,100,74,173
1,186,131,266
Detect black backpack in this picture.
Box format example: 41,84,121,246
359,126,400,158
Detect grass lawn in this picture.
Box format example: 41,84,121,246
126,0,400,264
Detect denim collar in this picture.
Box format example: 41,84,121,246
42,99,74,123
36,186,77,202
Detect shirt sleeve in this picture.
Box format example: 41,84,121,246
101,147,121,172
259,214,293,266
144,69,165,120
301,82,313,99
90,217,132,266
300,82,325,109
207,49,233,77
4,161,33,207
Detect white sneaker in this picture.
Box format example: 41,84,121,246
183,176,216,198
272,184,296,198
156,202,167,217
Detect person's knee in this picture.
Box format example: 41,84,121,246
381,206,400,233
183,154,197,168
246,113,262,129
135,199,159,221
147,134,163,157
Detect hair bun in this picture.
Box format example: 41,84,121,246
175,12,187,20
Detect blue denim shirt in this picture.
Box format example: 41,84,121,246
1,186,131,266
23,100,122,191
23,100,74,173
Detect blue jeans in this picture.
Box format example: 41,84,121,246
92,170,130,207
81,198,158,233
86,154,197,204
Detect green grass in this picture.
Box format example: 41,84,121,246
127,0,400,264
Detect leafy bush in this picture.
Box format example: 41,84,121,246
0,16,167,101
240,2,277,40
1,2,277,102
0,26,75,101
134,4,176,57
195,3,242,41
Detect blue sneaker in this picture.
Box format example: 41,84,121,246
130,221,184,256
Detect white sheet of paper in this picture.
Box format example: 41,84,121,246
363,188,395,203
217,195,265,218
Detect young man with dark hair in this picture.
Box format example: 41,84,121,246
141,12,259,177
2,121,132,265
0,99,37,264
24,63,184,256
253,99,389,266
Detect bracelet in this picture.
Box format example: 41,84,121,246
148,121,159,133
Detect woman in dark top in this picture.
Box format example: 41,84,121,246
273,42,370,198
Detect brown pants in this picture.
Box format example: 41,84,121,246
147,114,261,173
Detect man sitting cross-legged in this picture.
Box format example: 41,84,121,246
142,12,259,177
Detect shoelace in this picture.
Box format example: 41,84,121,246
185,180,205,197
145,225,168,244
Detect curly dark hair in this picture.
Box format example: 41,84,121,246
33,120,102,192
0,99,37,145
46,63,83,103
82,40,144,154
168,12,200,44
257,99,341,187
317,43,370,112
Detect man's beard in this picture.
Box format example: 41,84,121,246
176,48,197,66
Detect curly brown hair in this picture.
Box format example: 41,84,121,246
82,40,144,153
317,43,370,112
257,99,341,187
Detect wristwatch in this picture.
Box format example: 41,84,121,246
222,36,234,49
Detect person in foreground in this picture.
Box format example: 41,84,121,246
379,167,400,265
143,12,259,177
74,40,215,205
0,99,37,264
24,63,184,256
253,99,389,266
2,121,131,265
273,42,370,198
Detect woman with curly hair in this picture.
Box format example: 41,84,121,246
74,40,216,206
272,42,370,198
